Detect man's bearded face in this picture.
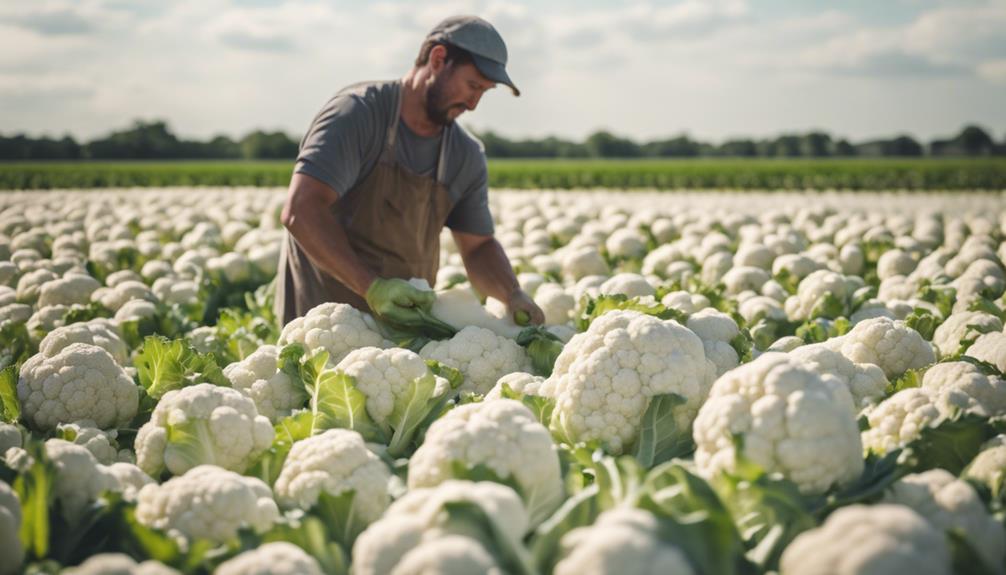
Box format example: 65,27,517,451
425,65,467,126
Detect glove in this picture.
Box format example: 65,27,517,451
507,288,545,326
365,277,436,329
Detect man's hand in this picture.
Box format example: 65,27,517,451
507,288,544,326
365,277,436,328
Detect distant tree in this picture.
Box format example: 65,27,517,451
239,130,299,159
642,135,700,157
585,131,641,158
930,125,995,156
834,139,855,156
799,132,833,157
86,120,182,159
719,139,757,157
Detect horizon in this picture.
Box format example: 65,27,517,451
2,0,1005,143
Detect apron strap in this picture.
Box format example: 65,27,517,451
387,79,451,183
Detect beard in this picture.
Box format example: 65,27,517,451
425,72,465,127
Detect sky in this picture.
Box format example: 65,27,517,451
1,0,1005,144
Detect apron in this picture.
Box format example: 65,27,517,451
276,81,454,325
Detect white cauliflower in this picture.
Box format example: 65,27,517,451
861,388,944,454
485,371,550,399
883,469,1006,573
214,542,323,575
932,311,1002,358
686,308,742,377
15,268,57,303
693,353,863,494
91,280,157,312
966,331,1006,373
37,320,129,366
784,269,852,321
0,481,22,575
963,435,1005,496
423,284,521,338
60,553,181,575
660,290,709,315
598,273,655,298
136,465,279,545
826,317,936,379
419,326,531,394
44,439,122,525
554,508,695,575
135,383,275,477
57,419,126,465
921,361,1006,416
779,504,951,575
549,310,715,454
534,283,576,326
0,423,20,455
722,266,771,296
36,273,101,308
106,462,155,502
273,429,390,524
17,343,139,431
351,480,526,575
790,345,888,407
223,345,308,423
605,228,647,259
408,399,563,527
562,245,609,280
277,302,387,366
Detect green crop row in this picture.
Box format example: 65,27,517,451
1,158,1004,191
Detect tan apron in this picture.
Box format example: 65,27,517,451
276,82,454,324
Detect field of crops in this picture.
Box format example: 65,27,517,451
1,158,1006,191
0,187,1005,574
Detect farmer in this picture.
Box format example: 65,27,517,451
276,15,544,330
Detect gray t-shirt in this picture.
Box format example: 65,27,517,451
294,80,494,235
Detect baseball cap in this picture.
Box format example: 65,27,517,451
426,15,520,96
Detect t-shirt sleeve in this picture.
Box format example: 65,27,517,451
294,95,375,197
445,153,494,235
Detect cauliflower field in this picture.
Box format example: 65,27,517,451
0,187,1005,575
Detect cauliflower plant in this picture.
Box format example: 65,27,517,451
408,399,563,527
17,343,139,431
419,325,531,395
932,310,1002,358
223,345,308,423
686,308,742,377
554,508,695,575
549,310,715,455
214,542,323,575
273,429,391,525
963,435,1005,497
57,419,129,465
485,371,550,399
883,469,1006,573
136,465,279,545
861,388,944,455
60,553,180,575
534,283,576,326
789,345,888,407
825,317,936,379
921,361,1006,416
135,383,274,477
44,439,142,525
784,269,853,321
966,331,1006,373
0,481,22,575
35,273,100,308
37,320,129,366
277,302,387,366
351,480,527,575
779,504,951,575
599,273,655,298
693,353,864,494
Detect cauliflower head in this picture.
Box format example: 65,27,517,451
135,465,279,545
485,371,551,399
278,302,387,366
38,320,129,366
273,429,391,524
135,383,274,477
17,343,139,431
60,553,180,575
390,535,503,575
686,308,742,377
693,353,864,494
419,326,531,394
827,317,936,379
0,481,22,575
408,399,563,527
214,542,323,575
554,508,695,575
883,469,1006,573
963,435,1005,497
932,311,1002,359
921,361,1006,416
223,344,308,423
966,331,1006,373
779,504,951,575
861,388,944,455
549,310,715,454
789,345,888,407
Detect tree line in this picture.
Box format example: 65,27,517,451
1,120,1003,161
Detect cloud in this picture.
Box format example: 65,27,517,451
977,59,1006,83
9,9,93,35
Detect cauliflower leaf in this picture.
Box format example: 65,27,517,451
134,336,229,400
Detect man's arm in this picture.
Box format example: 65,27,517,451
280,173,375,296
452,230,544,324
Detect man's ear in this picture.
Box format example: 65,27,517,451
428,44,448,72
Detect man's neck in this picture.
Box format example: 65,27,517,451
400,69,444,138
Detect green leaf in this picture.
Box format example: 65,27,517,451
633,393,692,469
576,294,686,332
901,412,1004,475
134,336,229,399
248,410,314,486
311,490,365,551
386,372,442,458
515,327,565,377
885,367,925,397
0,365,20,424
530,485,601,573
498,384,556,429
308,365,385,442
918,284,956,319
165,418,219,471
425,360,464,391
729,330,753,363
905,308,939,341
440,500,538,575
61,302,113,324
809,292,845,320
14,443,52,560
810,449,908,518
948,528,999,575
261,516,348,575
0,321,31,370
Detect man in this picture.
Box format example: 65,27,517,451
276,15,544,331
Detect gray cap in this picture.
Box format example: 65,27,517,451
427,15,520,96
